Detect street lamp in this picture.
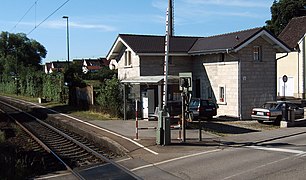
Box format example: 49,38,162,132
62,16,70,66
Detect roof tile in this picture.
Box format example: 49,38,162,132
119,34,198,53
189,28,262,53
119,28,264,54
278,16,306,49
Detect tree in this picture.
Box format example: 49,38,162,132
0,31,47,76
96,76,123,117
265,0,306,36
83,66,116,82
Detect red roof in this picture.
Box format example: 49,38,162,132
86,66,101,70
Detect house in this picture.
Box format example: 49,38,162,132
81,58,109,74
107,27,290,119
44,61,69,74
44,62,52,74
44,58,109,74
277,16,306,98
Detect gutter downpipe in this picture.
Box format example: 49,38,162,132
238,58,242,120
303,37,306,99
298,48,300,98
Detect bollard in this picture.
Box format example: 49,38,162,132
135,99,139,140
163,116,171,145
199,119,202,141
282,103,288,121
156,110,164,145
178,119,182,140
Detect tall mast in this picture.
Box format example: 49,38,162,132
169,0,174,36
162,0,173,110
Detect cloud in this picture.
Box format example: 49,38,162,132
151,0,268,26
69,22,117,32
182,0,271,8
15,20,117,32
152,0,167,10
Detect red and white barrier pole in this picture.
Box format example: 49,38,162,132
135,99,139,140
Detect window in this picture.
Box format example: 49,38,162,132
124,51,131,66
253,46,262,61
219,86,226,103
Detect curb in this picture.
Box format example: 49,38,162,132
280,119,306,128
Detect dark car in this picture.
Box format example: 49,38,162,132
189,98,217,121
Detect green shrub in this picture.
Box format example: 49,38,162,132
96,76,122,117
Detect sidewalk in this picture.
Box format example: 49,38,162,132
90,119,220,144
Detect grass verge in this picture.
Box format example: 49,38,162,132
0,93,118,121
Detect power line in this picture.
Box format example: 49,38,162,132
27,0,70,35
10,0,39,32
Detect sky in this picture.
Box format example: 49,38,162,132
0,0,275,64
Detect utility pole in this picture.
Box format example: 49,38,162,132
162,0,174,110
168,0,174,37
157,0,174,145
63,16,70,67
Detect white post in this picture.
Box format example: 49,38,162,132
163,7,171,110
135,99,139,140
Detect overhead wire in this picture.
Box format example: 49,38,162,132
27,0,70,35
35,1,37,28
10,0,39,32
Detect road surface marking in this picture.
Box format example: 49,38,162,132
246,146,305,154
116,157,132,163
131,149,221,171
35,172,72,179
13,98,159,155
223,156,291,180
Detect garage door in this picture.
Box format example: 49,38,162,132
278,77,294,96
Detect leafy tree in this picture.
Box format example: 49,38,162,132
0,31,47,76
266,0,306,36
96,76,122,117
83,66,116,82
64,63,86,88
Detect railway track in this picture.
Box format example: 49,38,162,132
0,97,139,179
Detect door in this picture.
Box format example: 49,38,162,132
279,77,294,96
147,89,155,116
142,97,148,119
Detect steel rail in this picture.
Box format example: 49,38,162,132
0,102,85,179
0,98,140,179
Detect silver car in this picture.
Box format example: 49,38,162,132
251,101,304,124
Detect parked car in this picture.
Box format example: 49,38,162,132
251,101,304,124
189,98,217,121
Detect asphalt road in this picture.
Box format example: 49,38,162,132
132,127,306,180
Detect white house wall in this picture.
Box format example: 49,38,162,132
277,52,302,97
117,48,140,80
203,62,239,118
277,36,305,98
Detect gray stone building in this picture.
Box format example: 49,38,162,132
107,27,290,119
